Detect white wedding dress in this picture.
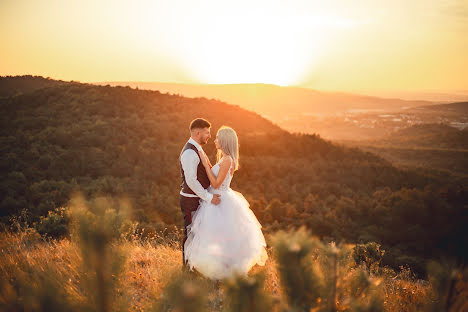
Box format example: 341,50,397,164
184,157,268,280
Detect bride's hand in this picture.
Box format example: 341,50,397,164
198,150,209,168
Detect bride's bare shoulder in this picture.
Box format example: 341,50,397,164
219,155,232,167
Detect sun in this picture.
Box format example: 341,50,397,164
173,11,328,86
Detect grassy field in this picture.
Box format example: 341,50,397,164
1,225,441,311
1,193,466,311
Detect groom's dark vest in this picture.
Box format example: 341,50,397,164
180,142,210,197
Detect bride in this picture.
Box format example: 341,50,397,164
184,126,268,280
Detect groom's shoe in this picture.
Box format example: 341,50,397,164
182,261,191,273
182,262,197,276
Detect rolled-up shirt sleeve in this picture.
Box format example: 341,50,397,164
180,149,214,202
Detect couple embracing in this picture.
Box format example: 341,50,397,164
179,118,268,280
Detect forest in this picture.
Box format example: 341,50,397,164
1,76,467,279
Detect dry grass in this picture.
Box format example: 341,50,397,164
120,241,181,310
383,277,433,312
0,228,438,311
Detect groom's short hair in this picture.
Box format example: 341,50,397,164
190,118,211,130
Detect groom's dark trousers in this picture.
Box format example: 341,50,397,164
180,195,201,267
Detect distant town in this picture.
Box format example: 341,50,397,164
275,103,468,140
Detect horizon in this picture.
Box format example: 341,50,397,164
3,74,468,103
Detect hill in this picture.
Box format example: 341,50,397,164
0,75,70,98
341,123,468,175
94,81,432,118
0,76,466,276
412,101,468,115
373,123,468,149
402,101,468,131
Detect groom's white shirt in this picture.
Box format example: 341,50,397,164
180,137,214,202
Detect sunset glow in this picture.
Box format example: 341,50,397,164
1,0,467,93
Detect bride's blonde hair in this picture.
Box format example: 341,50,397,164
216,126,239,170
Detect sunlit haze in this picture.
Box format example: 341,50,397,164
1,0,467,93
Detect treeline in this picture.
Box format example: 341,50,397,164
0,76,466,276
0,75,70,98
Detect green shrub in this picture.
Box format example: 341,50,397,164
353,242,385,271
426,260,467,312
152,271,208,312
68,193,132,312
270,227,323,311
34,207,69,238
223,271,273,312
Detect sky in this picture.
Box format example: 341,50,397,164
1,0,467,94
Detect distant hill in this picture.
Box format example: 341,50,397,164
403,102,468,129
375,123,468,149
412,101,468,114
1,76,466,275
342,123,468,176
94,81,433,118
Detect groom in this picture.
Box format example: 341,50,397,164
179,118,221,268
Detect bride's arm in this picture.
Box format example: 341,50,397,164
199,152,231,189
206,156,213,169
